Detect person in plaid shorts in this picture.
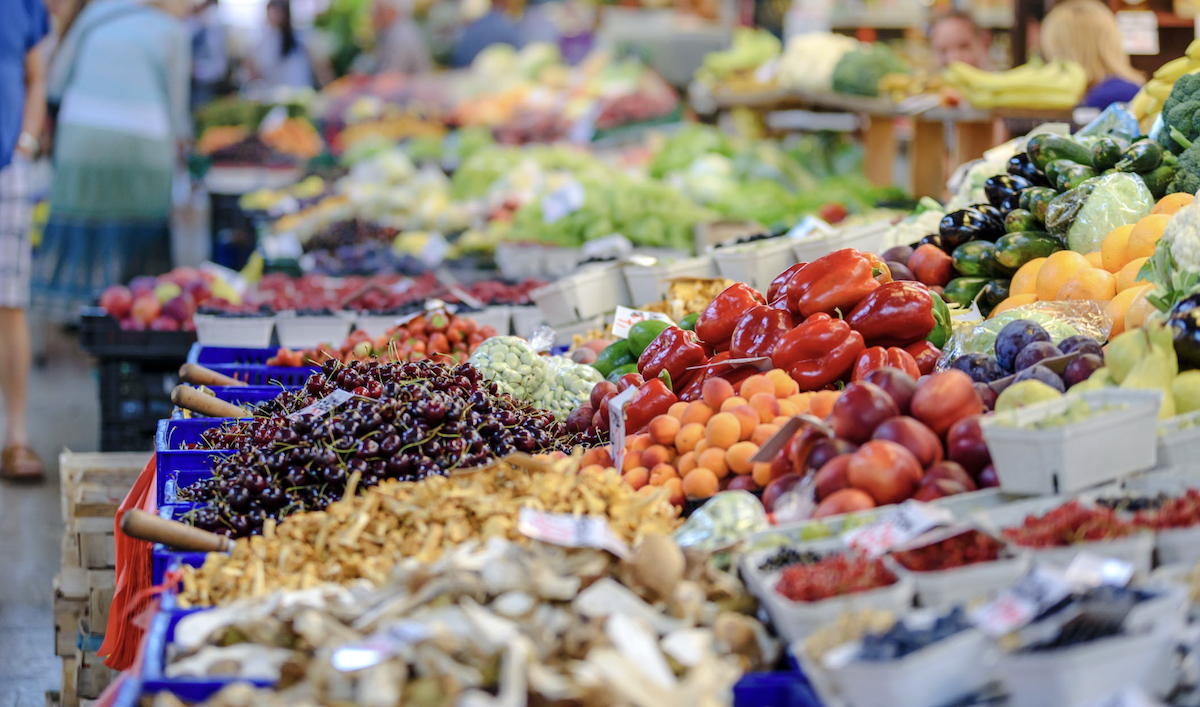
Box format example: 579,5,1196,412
0,0,50,481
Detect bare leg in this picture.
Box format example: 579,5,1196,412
0,307,30,448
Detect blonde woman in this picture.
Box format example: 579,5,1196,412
1042,0,1143,109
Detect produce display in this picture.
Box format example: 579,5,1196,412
96,267,242,332
1001,501,1139,547
856,607,971,660
890,530,1006,572
774,551,898,602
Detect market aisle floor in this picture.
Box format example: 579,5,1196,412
0,326,99,706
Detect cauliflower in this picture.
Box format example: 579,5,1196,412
1145,202,1200,313
776,33,859,93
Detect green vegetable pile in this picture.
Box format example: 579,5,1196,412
831,44,909,98
467,337,602,420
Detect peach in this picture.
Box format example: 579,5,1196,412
706,412,741,449
701,377,735,411
698,447,729,478
623,467,649,490
647,414,681,446
749,392,781,423
726,441,759,475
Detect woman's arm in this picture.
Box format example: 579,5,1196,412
18,43,47,157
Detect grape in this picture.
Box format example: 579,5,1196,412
994,319,1050,371
951,353,1004,383
1063,353,1104,388
1013,341,1062,371
1013,364,1066,392
1057,335,1104,358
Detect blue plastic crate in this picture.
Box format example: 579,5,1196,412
187,344,279,366
733,670,822,707
155,419,234,507
151,505,209,585
204,363,316,387
170,385,289,419
141,609,275,701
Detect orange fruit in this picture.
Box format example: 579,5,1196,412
1126,214,1171,259
1085,251,1104,269
697,447,729,478
674,423,705,453
679,401,714,427
1057,269,1117,302
739,375,775,400
701,378,734,411
1010,257,1047,297
725,441,759,475
681,467,719,499
1152,192,1194,215
1115,257,1150,292
1105,285,1149,338
1124,286,1159,332
988,294,1038,318
1100,224,1135,273
1036,251,1092,302
809,390,840,418
765,368,799,397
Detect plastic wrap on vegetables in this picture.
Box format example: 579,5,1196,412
1045,173,1154,254
468,336,549,400
674,491,769,551
936,300,1112,368
536,356,604,419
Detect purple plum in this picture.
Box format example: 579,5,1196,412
887,262,916,281
1062,353,1104,388
1014,341,1063,371
1058,335,1104,359
1013,364,1066,392
995,319,1051,371
974,382,998,411
952,353,1005,383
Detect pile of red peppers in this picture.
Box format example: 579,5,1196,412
618,248,952,429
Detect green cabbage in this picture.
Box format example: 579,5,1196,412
1045,173,1154,254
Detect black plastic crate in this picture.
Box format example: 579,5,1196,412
98,359,180,452
79,307,196,360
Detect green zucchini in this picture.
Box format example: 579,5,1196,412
1116,140,1164,173
951,241,997,277
942,277,992,308
1138,164,1176,199
1019,187,1058,223
978,279,1011,317
1027,134,1094,171
1044,159,1079,188
993,231,1063,270
1004,208,1041,234
1055,165,1097,191
1091,136,1128,172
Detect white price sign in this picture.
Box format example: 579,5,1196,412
517,507,630,558
843,500,954,557
785,215,834,242
608,386,638,472
1116,11,1159,55
1064,552,1134,589
610,306,675,339
971,565,1072,636
542,180,586,224
289,389,355,419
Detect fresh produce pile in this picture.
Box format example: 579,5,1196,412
890,530,1006,572
176,359,570,536
1001,501,1140,547
178,456,681,604
264,308,496,367
942,60,1086,110
774,551,898,602
97,267,242,331
857,607,971,661
468,336,604,420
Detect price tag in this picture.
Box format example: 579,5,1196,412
418,233,450,269
843,501,955,557
1064,552,1134,589
785,215,835,242
257,105,288,135
971,565,1072,636
289,389,355,419
542,180,586,224
610,306,675,339
266,194,300,217
331,620,431,671
517,507,630,558
581,233,632,260
608,386,638,472
261,232,304,261
1116,11,1159,55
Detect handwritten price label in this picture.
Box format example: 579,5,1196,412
843,501,954,557
518,507,630,558
971,565,1072,636
290,389,355,419
607,386,638,472
610,306,675,339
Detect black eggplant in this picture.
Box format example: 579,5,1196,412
1170,294,1200,370
938,206,1007,250
1007,153,1052,187
984,174,1033,208
998,194,1021,214
974,204,1006,228
913,233,944,251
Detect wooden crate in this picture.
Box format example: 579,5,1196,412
61,532,81,570
74,647,116,700
59,451,144,527
77,532,116,570
60,657,77,707
87,570,116,633
53,581,86,657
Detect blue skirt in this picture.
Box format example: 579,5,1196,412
32,218,171,322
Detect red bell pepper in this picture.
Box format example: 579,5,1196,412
769,295,791,311
677,370,706,402
770,313,865,391
905,341,941,376
616,373,644,394
787,249,882,318
851,346,921,382
624,378,678,433
729,305,796,359
846,281,936,348
768,262,807,302
694,283,766,348
866,252,893,284
637,326,708,387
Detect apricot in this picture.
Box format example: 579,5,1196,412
726,441,759,475
752,461,773,487
701,377,735,411
720,396,749,412
647,415,681,447
641,444,675,469
731,405,760,440
680,401,715,427
622,450,643,473
706,412,741,449
749,393,781,423
766,368,799,397
677,451,698,476
662,477,685,506
667,401,688,419
682,467,720,499
698,447,729,478
650,463,678,485
623,467,649,490
751,423,780,446
740,375,775,400
627,434,652,452
674,423,705,453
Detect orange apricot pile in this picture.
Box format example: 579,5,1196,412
581,370,841,505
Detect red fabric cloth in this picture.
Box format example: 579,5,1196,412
98,454,157,670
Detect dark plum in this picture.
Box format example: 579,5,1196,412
973,383,998,411
995,319,1050,371
1014,341,1062,372
951,353,1004,383
1063,353,1104,388
1057,335,1104,358
1013,364,1066,392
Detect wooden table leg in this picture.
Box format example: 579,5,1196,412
863,115,897,188
954,120,996,168
910,118,948,200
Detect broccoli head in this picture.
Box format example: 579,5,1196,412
1167,140,1200,195
1160,73,1200,155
